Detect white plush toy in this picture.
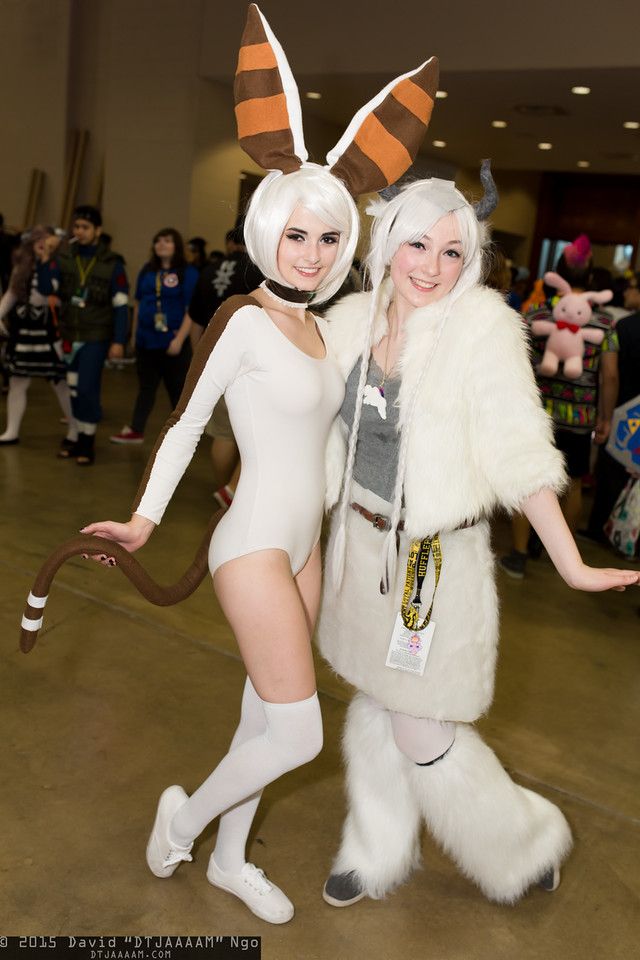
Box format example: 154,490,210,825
531,271,612,379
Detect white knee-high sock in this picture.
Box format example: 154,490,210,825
0,376,30,440
212,677,267,873
50,380,77,441
170,690,323,848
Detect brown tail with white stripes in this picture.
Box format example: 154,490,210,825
19,510,223,653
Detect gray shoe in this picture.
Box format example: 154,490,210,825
538,865,560,892
499,549,527,579
323,870,366,907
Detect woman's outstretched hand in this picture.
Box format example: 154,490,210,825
79,514,156,566
564,564,639,593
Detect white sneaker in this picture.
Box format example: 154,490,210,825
146,785,193,878
207,857,294,924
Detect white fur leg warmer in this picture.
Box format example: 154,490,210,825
409,724,573,903
333,693,422,898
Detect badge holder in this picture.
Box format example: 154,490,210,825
154,273,169,332
385,535,441,677
71,286,88,309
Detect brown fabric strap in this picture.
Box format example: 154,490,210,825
350,501,405,533
19,511,223,653
132,294,259,515
350,501,478,535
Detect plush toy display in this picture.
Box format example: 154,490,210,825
531,271,612,378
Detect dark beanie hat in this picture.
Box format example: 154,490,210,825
73,205,102,228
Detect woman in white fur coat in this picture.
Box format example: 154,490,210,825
317,173,639,908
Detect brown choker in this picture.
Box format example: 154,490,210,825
263,279,314,306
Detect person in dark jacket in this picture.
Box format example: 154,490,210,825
57,205,129,465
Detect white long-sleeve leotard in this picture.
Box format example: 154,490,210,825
133,295,344,576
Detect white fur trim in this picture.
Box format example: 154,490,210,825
318,487,498,720
334,696,573,903
332,694,423,897
409,724,573,903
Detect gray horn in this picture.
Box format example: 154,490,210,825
473,159,498,220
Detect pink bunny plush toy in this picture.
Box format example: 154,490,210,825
531,272,613,379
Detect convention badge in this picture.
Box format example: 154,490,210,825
154,312,169,332
385,613,435,676
71,286,89,308
162,272,179,288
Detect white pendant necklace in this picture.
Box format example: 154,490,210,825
363,311,395,420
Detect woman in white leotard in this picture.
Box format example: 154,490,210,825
79,3,440,924
83,169,356,925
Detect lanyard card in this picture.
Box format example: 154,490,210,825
385,613,435,676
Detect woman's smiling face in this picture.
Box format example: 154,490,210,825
276,205,341,290
390,212,464,313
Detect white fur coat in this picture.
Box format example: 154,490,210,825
316,283,567,720
323,281,566,532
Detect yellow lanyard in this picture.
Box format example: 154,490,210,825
155,271,164,312
400,535,442,630
75,255,97,287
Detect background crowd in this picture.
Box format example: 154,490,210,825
1,204,639,560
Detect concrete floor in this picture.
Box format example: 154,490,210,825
1,367,639,960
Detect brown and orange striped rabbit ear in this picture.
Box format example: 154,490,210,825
326,58,439,197
234,4,307,174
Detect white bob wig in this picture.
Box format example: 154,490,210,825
365,178,489,305
243,164,360,305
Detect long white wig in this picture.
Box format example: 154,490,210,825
243,164,360,305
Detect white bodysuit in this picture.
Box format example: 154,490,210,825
134,296,344,576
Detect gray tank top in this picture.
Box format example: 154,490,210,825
339,355,401,504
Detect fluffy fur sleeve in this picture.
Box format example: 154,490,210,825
467,289,567,511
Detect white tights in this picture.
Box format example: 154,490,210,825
0,376,76,441
389,710,456,765
170,678,323,870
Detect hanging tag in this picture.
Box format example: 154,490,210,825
154,312,169,331
385,613,435,676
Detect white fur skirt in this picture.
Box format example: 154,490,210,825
317,483,499,721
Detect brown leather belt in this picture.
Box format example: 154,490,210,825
350,501,477,534
350,502,405,532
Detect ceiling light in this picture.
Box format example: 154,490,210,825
432,140,446,148
435,90,448,99
538,142,553,150
491,120,507,128
623,120,639,129
577,160,590,168
305,91,322,100
571,86,590,95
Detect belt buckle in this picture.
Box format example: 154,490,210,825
371,513,389,532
